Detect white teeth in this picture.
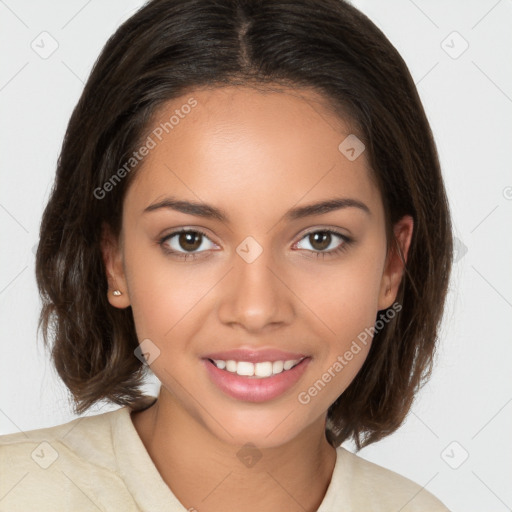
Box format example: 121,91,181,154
283,360,296,371
272,360,284,374
237,361,254,376
225,360,237,372
255,361,273,377
211,358,303,378
213,359,226,370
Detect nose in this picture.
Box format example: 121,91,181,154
217,244,295,333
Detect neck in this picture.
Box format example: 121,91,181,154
131,391,337,512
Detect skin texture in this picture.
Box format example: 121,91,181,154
102,85,413,512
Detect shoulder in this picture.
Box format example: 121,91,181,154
0,406,137,511
0,406,118,467
331,446,451,511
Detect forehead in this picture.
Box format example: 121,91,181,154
124,85,382,222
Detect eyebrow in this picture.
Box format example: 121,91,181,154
143,196,371,222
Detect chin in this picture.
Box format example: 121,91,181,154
206,406,323,450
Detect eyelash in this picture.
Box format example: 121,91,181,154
158,228,353,261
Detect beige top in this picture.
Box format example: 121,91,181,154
0,396,450,511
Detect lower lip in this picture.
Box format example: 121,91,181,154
203,358,311,403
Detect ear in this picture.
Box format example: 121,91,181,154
377,215,414,310
100,222,131,309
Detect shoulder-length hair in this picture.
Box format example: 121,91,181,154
35,0,453,450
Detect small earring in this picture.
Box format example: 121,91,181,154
112,289,122,296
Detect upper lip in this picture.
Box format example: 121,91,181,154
203,348,308,363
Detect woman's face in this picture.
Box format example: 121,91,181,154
104,85,412,448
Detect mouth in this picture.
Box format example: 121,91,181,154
207,357,305,378
202,356,311,402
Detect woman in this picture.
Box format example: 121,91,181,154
0,1,453,510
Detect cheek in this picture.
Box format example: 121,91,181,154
293,263,381,410
124,239,216,343
298,251,385,337
295,241,385,390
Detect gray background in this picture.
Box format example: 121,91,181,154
1,1,511,510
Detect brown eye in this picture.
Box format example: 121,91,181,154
308,231,332,251
160,229,217,259
178,231,203,252
295,229,352,259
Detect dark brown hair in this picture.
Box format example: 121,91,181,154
35,0,453,450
